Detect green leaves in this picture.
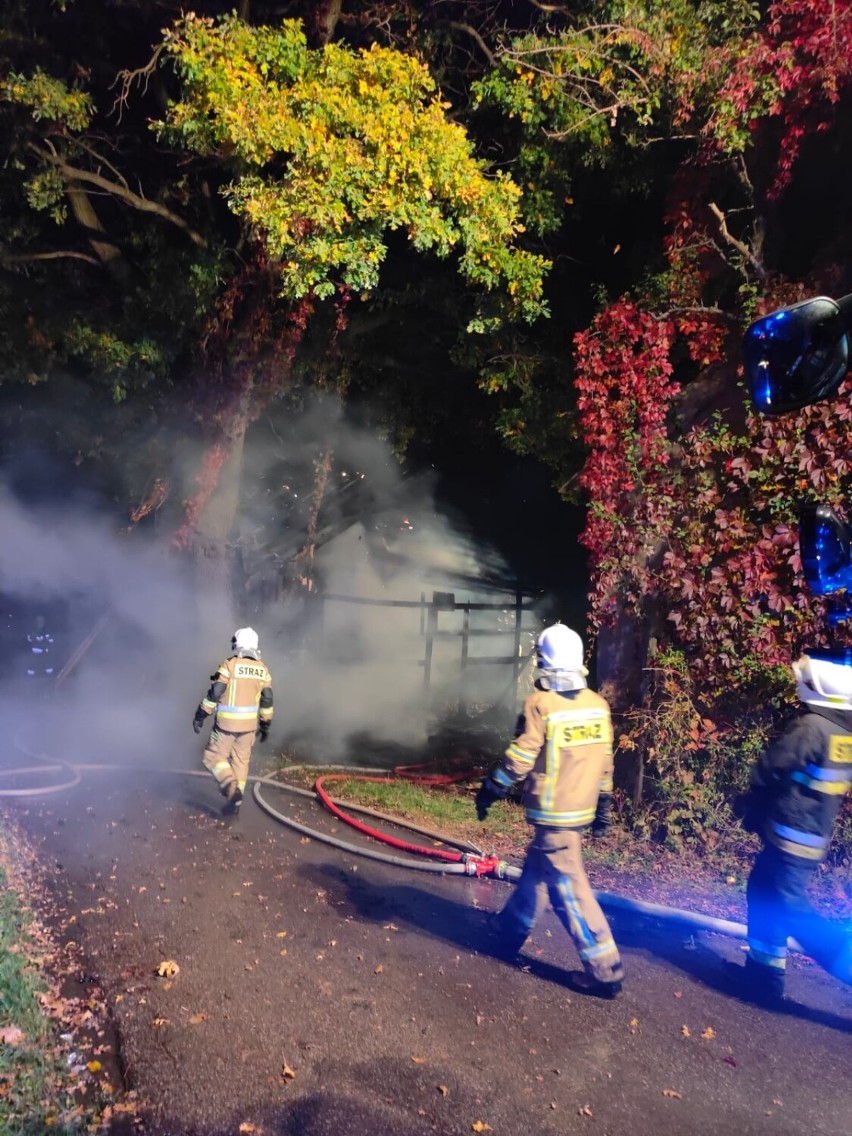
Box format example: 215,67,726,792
3,68,94,131
64,323,166,401
471,0,766,231
157,14,548,321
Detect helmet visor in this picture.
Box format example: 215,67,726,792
743,297,849,415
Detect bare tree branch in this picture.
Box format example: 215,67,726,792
526,0,570,13
655,304,739,323
708,200,767,285
111,44,166,121
2,250,102,266
729,155,766,270
75,138,129,191
449,21,496,66
30,144,208,248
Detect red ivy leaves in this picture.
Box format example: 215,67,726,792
571,2,852,690
573,300,852,687
715,0,852,194
575,301,677,506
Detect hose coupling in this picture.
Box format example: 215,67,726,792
462,854,500,876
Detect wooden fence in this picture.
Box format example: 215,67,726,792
318,587,538,692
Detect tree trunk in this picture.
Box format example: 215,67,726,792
595,591,665,807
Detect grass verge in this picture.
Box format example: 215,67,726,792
273,759,852,923
0,823,137,1135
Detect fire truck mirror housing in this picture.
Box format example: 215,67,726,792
743,295,852,415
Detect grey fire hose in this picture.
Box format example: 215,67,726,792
251,773,754,941
0,744,763,946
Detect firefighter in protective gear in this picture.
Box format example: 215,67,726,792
476,623,624,998
193,627,273,814
731,649,852,1004
26,613,55,681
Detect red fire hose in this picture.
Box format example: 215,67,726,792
313,772,502,876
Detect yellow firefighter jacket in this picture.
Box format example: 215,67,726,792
199,655,274,734
491,686,613,830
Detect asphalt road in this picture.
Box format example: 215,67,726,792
7,768,852,1136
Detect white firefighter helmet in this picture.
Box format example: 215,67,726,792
536,623,588,692
232,626,260,656
793,650,852,710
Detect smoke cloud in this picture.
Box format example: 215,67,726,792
0,398,544,790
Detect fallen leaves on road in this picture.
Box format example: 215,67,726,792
471,1122,492,1133
411,1056,426,1064
438,1084,448,1096
281,1063,296,1081
662,1089,683,1099
188,1013,206,1025
156,960,179,979
578,1104,593,1117
701,1027,716,1040
681,1025,690,1037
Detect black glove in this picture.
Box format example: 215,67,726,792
590,793,612,838
475,779,505,821
192,714,205,735
733,790,764,834
256,724,269,743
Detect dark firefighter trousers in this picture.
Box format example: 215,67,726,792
747,844,852,985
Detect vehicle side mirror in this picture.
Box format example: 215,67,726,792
743,295,852,415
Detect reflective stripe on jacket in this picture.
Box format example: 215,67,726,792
199,656,274,735
491,686,614,830
750,707,852,861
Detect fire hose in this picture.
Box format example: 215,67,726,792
0,740,767,946
251,769,757,941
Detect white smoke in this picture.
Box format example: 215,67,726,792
0,400,543,782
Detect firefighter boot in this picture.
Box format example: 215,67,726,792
221,782,243,816
723,956,786,1007
745,955,785,1005
564,971,623,1000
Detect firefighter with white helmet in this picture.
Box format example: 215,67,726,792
732,648,852,1004
475,623,625,998
193,627,274,814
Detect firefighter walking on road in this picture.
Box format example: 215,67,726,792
475,623,625,998
193,627,273,814
25,613,56,682
731,648,852,1005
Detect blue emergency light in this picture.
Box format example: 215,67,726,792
799,504,852,597
743,296,852,415
744,297,852,618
